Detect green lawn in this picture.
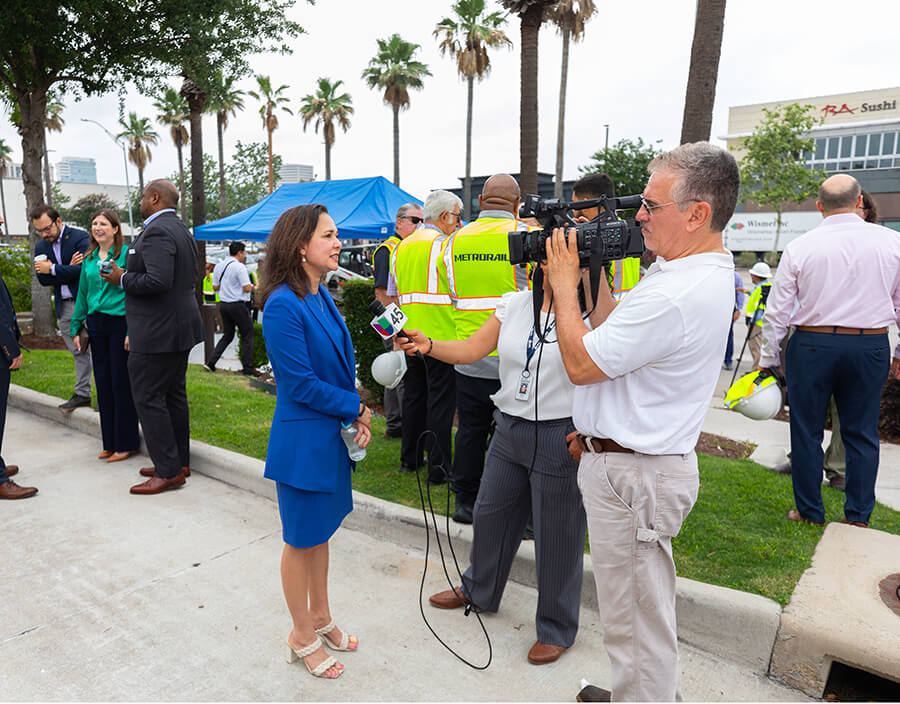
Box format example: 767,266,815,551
14,350,900,605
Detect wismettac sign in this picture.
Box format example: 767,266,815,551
723,211,822,251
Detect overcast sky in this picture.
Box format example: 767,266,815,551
2,0,899,205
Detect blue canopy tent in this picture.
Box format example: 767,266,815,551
193,176,422,242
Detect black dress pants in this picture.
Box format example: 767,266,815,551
87,313,139,453
209,300,254,372
452,372,501,508
0,362,9,483
128,350,191,478
400,354,455,481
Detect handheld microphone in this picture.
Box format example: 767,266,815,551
368,300,422,359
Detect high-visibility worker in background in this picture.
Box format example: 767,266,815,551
438,174,530,525
202,261,219,304
374,203,424,439
571,172,641,300
391,191,462,485
744,261,772,369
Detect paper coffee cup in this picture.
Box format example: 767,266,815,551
34,254,48,262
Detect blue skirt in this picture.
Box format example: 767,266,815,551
276,465,353,548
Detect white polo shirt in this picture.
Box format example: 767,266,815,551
212,256,251,303
573,251,734,455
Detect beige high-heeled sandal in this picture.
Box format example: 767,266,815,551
285,636,343,678
315,618,358,651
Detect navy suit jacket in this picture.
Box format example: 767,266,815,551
35,224,90,317
262,283,359,493
0,274,21,364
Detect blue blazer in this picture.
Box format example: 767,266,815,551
262,283,359,493
35,224,91,317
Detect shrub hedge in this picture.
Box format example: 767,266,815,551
340,279,383,404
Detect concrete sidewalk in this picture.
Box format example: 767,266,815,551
1,390,807,701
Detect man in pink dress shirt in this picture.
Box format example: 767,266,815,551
760,174,900,527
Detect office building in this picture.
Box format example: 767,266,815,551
56,156,98,184
277,163,315,184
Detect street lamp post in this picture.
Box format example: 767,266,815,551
80,118,134,236
604,124,609,150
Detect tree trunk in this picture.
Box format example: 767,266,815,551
325,140,332,181
464,76,473,221
392,103,400,186
266,122,274,194
137,167,145,198
42,127,53,206
679,0,727,144
175,131,187,222
15,89,54,336
519,5,543,197
554,29,571,199
181,77,208,311
217,112,227,218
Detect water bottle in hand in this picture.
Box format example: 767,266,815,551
340,422,366,461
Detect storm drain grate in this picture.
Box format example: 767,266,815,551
823,661,900,701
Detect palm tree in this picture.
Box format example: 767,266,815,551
206,71,245,217
153,86,190,220
248,75,292,194
680,0,727,144
435,0,511,219
0,138,11,235
547,0,596,198
43,98,64,205
299,78,354,182
117,112,159,195
362,34,431,187
500,0,557,196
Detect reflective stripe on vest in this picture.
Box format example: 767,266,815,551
393,226,456,339
374,234,401,262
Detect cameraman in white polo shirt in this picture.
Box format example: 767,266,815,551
544,142,740,702
204,241,256,376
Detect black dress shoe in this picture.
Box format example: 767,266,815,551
453,503,473,524
384,428,403,439
59,394,91,411
577,684,611,702
828,475,846,491
399,464,417,473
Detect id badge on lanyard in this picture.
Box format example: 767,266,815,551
516,320,556,401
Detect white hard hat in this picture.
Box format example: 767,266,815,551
748,262,772,279
371,350,407,389
724,369,783,421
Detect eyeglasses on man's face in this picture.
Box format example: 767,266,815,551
399,215,423,225
35,221,58,235
638,196,700,216
445,211,461,222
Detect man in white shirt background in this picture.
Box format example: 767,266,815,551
203,241,256,376
545,142,740,702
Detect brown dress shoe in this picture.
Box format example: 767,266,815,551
428,587,471,609
4,464,18,477
787,509,824,526
98,450,114,459
0,479,38,499
106,451,134,463
527,640,567,664
771,461,792,474
130,473,186,495
840,517,868,528
828,475,846,491
140,465,191,478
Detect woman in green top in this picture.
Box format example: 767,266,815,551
71,209,139,463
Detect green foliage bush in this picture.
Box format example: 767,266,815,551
340,279,383,404
0,242,32,311
238,321,268,369
62,193,125,230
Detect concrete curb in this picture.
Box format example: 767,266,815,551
9,382,782,674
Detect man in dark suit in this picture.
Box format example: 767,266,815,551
31,205,92,410
102,179,202,495
0,273,37,499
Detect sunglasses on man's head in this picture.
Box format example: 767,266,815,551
400,216,423,224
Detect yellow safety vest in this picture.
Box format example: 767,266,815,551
609,257,641,299
392,225,456,340
203,273,218,303
374,234,401,263
438,216,529,349
745,281,771,327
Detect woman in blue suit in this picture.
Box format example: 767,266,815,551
259,204,372,680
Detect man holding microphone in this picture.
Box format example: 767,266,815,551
544,142,740,701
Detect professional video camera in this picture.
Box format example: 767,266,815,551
507,193,645,267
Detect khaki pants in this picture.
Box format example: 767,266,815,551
578,448,699,702
747,324,763,370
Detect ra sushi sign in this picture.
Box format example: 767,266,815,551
723,211,823,252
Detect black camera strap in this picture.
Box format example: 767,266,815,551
531,266,546,342
588,236,606,315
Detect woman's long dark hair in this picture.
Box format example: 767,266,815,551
87,209,124,259
258,204,328,306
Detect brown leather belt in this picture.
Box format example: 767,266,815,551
577,434,634,454
796,325,887,335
